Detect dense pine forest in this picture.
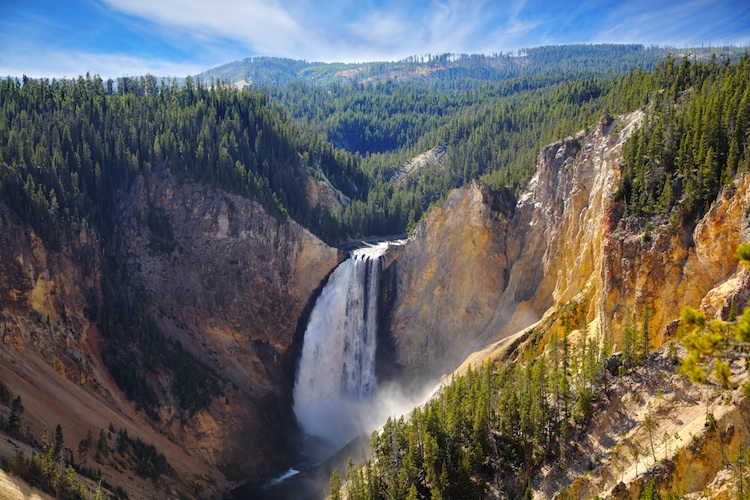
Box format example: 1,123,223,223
617,55,750,222
2,46,748,246
0,74,361,245
198,44,687,87
340,301,613,499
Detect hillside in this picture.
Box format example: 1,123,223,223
339,55,750,499
0,75,351,497
196,45,743,88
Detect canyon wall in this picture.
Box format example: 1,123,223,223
384,109,750,382
113,171,343,477
0,171,342,497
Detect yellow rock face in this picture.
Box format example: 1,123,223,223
603,171,750,348
386,108,750,381
384,112,645,379
382,181,510,380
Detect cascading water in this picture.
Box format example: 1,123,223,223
293,242,390,448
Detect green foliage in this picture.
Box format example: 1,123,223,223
4,428,87,500
199,45,729,89
680,243,750,393
8,395,23,435
328,75,617,235
77,430,92,465
617,55,750,224
5,49,745,247
679,304,745,385
99,292,224,417
0,74,359,245
340,328,610,498
54,424,64,460
114,428,170,480
2,423,165,498
330,467,342,500
640,479,660,499
733,445,750,499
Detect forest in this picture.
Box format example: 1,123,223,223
2,47,749,246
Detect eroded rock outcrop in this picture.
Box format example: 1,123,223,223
0,203,101,384
383,112,643,380
384,108,750,384
381,181,511,380
603,173,750,343
114,171,342,476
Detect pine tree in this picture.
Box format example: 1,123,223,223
641,403,658,463
54,423,64,460
329,468,342,500
640,306,652,360
8,395,23,435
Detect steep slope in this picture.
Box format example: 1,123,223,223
380,181,511,380
114,171,342,475
0,171,341,497
0,75,355,497
353,104,750,499
383,105,750,386
602,172,750,340
381,111,641,381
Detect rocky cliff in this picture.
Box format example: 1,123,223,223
383,108,750,384
114,171,342,477
376,107,750,496
380,182,511,381
381,112,638,381
0,170,341,497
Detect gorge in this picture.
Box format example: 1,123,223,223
1,48,750,499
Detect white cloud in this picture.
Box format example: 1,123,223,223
591,0,750,47
102,0,311,57
98,0,525,62
0,48,202,80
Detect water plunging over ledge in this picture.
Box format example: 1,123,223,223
292,241,394,449
231,239,441,498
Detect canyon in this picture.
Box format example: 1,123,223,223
2,105,750,498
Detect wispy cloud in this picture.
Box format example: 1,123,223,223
592,0,750,47
102,0,308,55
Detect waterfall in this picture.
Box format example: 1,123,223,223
292,242,390,448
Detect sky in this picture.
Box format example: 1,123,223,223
1,0,749,79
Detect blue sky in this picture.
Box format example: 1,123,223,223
1,0,749,79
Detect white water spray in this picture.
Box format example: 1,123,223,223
293,242,391,447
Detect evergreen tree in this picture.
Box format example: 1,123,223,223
54,423,64,460
8,395,23,435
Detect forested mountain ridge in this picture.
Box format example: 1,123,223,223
197,44,743,88
0,75,362,245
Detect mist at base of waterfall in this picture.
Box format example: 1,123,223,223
296,377,439,456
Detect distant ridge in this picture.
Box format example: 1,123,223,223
196,44,748,87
